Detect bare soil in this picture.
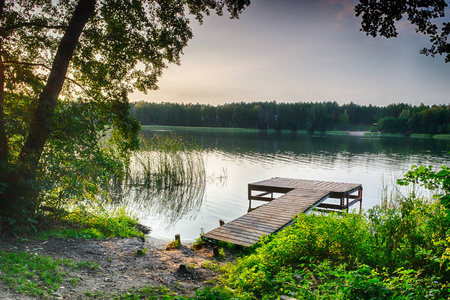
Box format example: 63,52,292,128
0,235,223,299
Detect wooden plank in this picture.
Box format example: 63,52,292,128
230,219,280,232
205,177,362,247
217,223,271,236
203,231,258,246
233,216,289,228
212,222,268,235
236,216,291,227
240,209,297,221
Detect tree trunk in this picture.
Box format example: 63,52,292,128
0,0,7,163
0,0,97,223
19,0,96,178
0,51,7,163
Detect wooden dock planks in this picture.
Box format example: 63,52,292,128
203,178,362,247
203,188,330,247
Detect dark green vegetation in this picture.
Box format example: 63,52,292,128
131,101,450,135
0,0,249,230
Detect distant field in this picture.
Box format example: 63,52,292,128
380,133,406,138
410,133,433,139
433,134,450,140
141,125,257,133
324,131,350,135
141,125,304,134
140,125,450,140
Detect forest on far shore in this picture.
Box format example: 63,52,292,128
130,101,450,135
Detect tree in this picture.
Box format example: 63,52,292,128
0,0,249,227
355,0,450,62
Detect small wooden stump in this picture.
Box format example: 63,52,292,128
213,246,219,257
175,234,181,244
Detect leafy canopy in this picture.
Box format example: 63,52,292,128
0,0,249,225
355,0,450,62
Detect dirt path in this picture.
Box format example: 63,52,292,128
0,236,221,299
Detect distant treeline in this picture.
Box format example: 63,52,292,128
130,101,450,134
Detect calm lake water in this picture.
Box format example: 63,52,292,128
127,129,450,241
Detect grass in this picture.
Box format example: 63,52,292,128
0,250,98,297
143,125,311,135
38,206,143,240
166,238,181,249
410,133,433,139
324,131,350,135
380,133,406,137
364,132,381,137
84,285,232,299
433,134,450,140
117,134,207,225
127,134,206,189
141,125,259,133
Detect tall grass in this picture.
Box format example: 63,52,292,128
109,134,206,226
128,134,205,189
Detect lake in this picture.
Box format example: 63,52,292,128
125,129,450,241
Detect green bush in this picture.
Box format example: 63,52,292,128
219,184,450,299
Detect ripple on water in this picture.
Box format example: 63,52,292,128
128,131,450,240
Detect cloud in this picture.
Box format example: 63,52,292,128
322,0,358,20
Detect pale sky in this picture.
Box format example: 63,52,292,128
131,0,450,106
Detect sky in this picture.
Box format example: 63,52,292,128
131,0,450,106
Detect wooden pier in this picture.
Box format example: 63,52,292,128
202,177,362,247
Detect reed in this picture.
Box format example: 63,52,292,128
109,134,206,225
127,134,205,188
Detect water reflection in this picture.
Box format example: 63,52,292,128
110,150,206,229
125,129,450,239
115,182,205,229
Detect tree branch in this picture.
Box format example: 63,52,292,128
4,61,52,71
4,22,68,31
4,60,87,91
